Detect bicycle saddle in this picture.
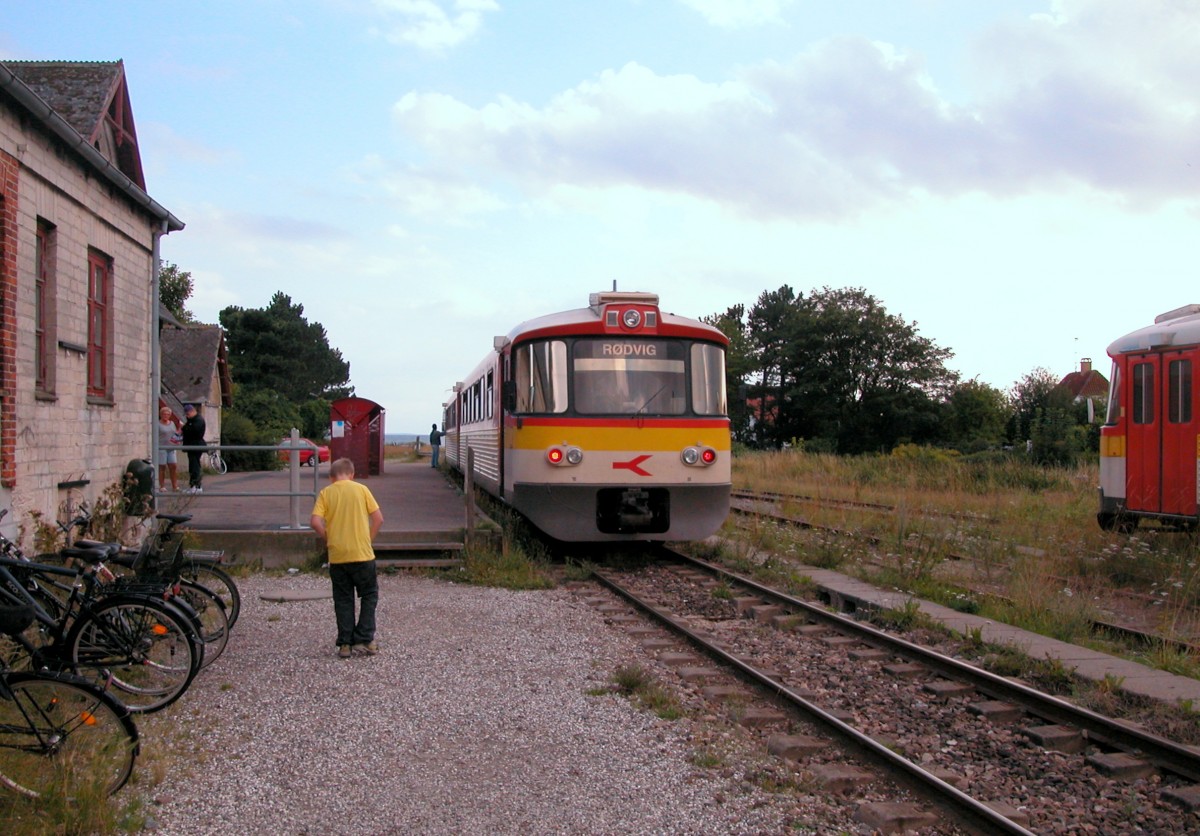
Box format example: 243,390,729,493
71,539,124,557
155,513,193,525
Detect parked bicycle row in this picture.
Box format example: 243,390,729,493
0,507,241,798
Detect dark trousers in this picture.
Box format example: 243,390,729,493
187,451,203,488
431,445,440,468
330,559,378,646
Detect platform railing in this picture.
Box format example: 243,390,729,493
158,429,321,529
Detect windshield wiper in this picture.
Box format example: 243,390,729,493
634,383,670,416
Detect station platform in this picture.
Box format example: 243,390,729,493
156,462,473,567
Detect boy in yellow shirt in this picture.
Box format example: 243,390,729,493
310,458,384,658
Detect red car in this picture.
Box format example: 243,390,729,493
278,437,330,466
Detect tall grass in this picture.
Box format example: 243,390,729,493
729,448,1200,664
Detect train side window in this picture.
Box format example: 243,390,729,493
513,340,568,413
1131,362,1154,425
486,370,494,420
1104,363,1121,425
1168,359,1192,424
690,343,727,416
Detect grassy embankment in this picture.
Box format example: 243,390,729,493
719,446,1200,678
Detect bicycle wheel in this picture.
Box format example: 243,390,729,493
177,581,229,668
183,563,241,629
65,595,200,713
213,453,228,475
0,671,138,798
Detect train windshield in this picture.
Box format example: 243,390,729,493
574,339,687,415
511,337,727,416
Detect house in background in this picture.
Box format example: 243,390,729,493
160,324,233,442
1057,357,1110,422
0,59,183,540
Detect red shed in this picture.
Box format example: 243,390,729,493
329,397,386,476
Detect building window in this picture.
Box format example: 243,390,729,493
35,219,57,395
87,249,113,399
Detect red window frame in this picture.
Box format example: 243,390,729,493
35,220,55,394
87,249,112,398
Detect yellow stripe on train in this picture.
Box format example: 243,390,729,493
511,423,730,452
1099,435,1125,458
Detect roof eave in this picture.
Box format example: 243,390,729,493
0,62,183,232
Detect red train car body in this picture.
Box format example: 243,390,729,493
1099,304,1200,531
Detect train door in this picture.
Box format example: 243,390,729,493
1125,350,1198,517
1161,350,1197,517
1125,353,1161,513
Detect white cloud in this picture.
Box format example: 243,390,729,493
370,0,499,51
385,2,1200,221
676,0,795,28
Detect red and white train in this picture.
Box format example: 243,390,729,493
1099,304,1200,531
443,291,731,542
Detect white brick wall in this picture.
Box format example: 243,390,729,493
1,103,168,542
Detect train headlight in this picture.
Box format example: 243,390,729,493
547,446,584,466
681,446,717,467
622,308,642,329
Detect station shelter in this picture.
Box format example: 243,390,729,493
330,397,385,476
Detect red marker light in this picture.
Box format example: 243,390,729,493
547,448,564,464
701,448,717,464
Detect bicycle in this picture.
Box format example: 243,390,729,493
202,445,227,475
61,506,242,630
0,605,139,798
54,511,229,670
0,515,203,713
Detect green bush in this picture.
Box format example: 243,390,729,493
220,412,281,472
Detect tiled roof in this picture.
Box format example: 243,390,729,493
1058,368,1109,400
2,59,145,189
4,60,122,143
161,325,233,408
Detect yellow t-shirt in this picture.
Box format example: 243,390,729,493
312,479,380,564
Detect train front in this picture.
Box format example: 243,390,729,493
502,291,731,542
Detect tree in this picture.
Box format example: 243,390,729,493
745,286,809,448
159,261,195,323
716,286,956,453
1006,368,1058,445
703,304,753,444
220,292,352,404
787,287,953,452
942,378,1011,452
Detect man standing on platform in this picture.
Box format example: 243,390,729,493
311,457,384,659
429,423,443,469
181,404,207,493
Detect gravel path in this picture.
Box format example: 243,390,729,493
137,573,802,835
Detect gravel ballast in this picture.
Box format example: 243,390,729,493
140,573,805,835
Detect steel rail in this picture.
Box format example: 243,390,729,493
594,568,1035,836
665,549,1200,783
733,498,1200,658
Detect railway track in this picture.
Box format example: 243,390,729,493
732,489,998,525
587,552,1200,834
733,489,1200,655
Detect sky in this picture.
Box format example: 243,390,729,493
5,1,1199,434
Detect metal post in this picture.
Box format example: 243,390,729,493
464,446,475,550
287,427,303,529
